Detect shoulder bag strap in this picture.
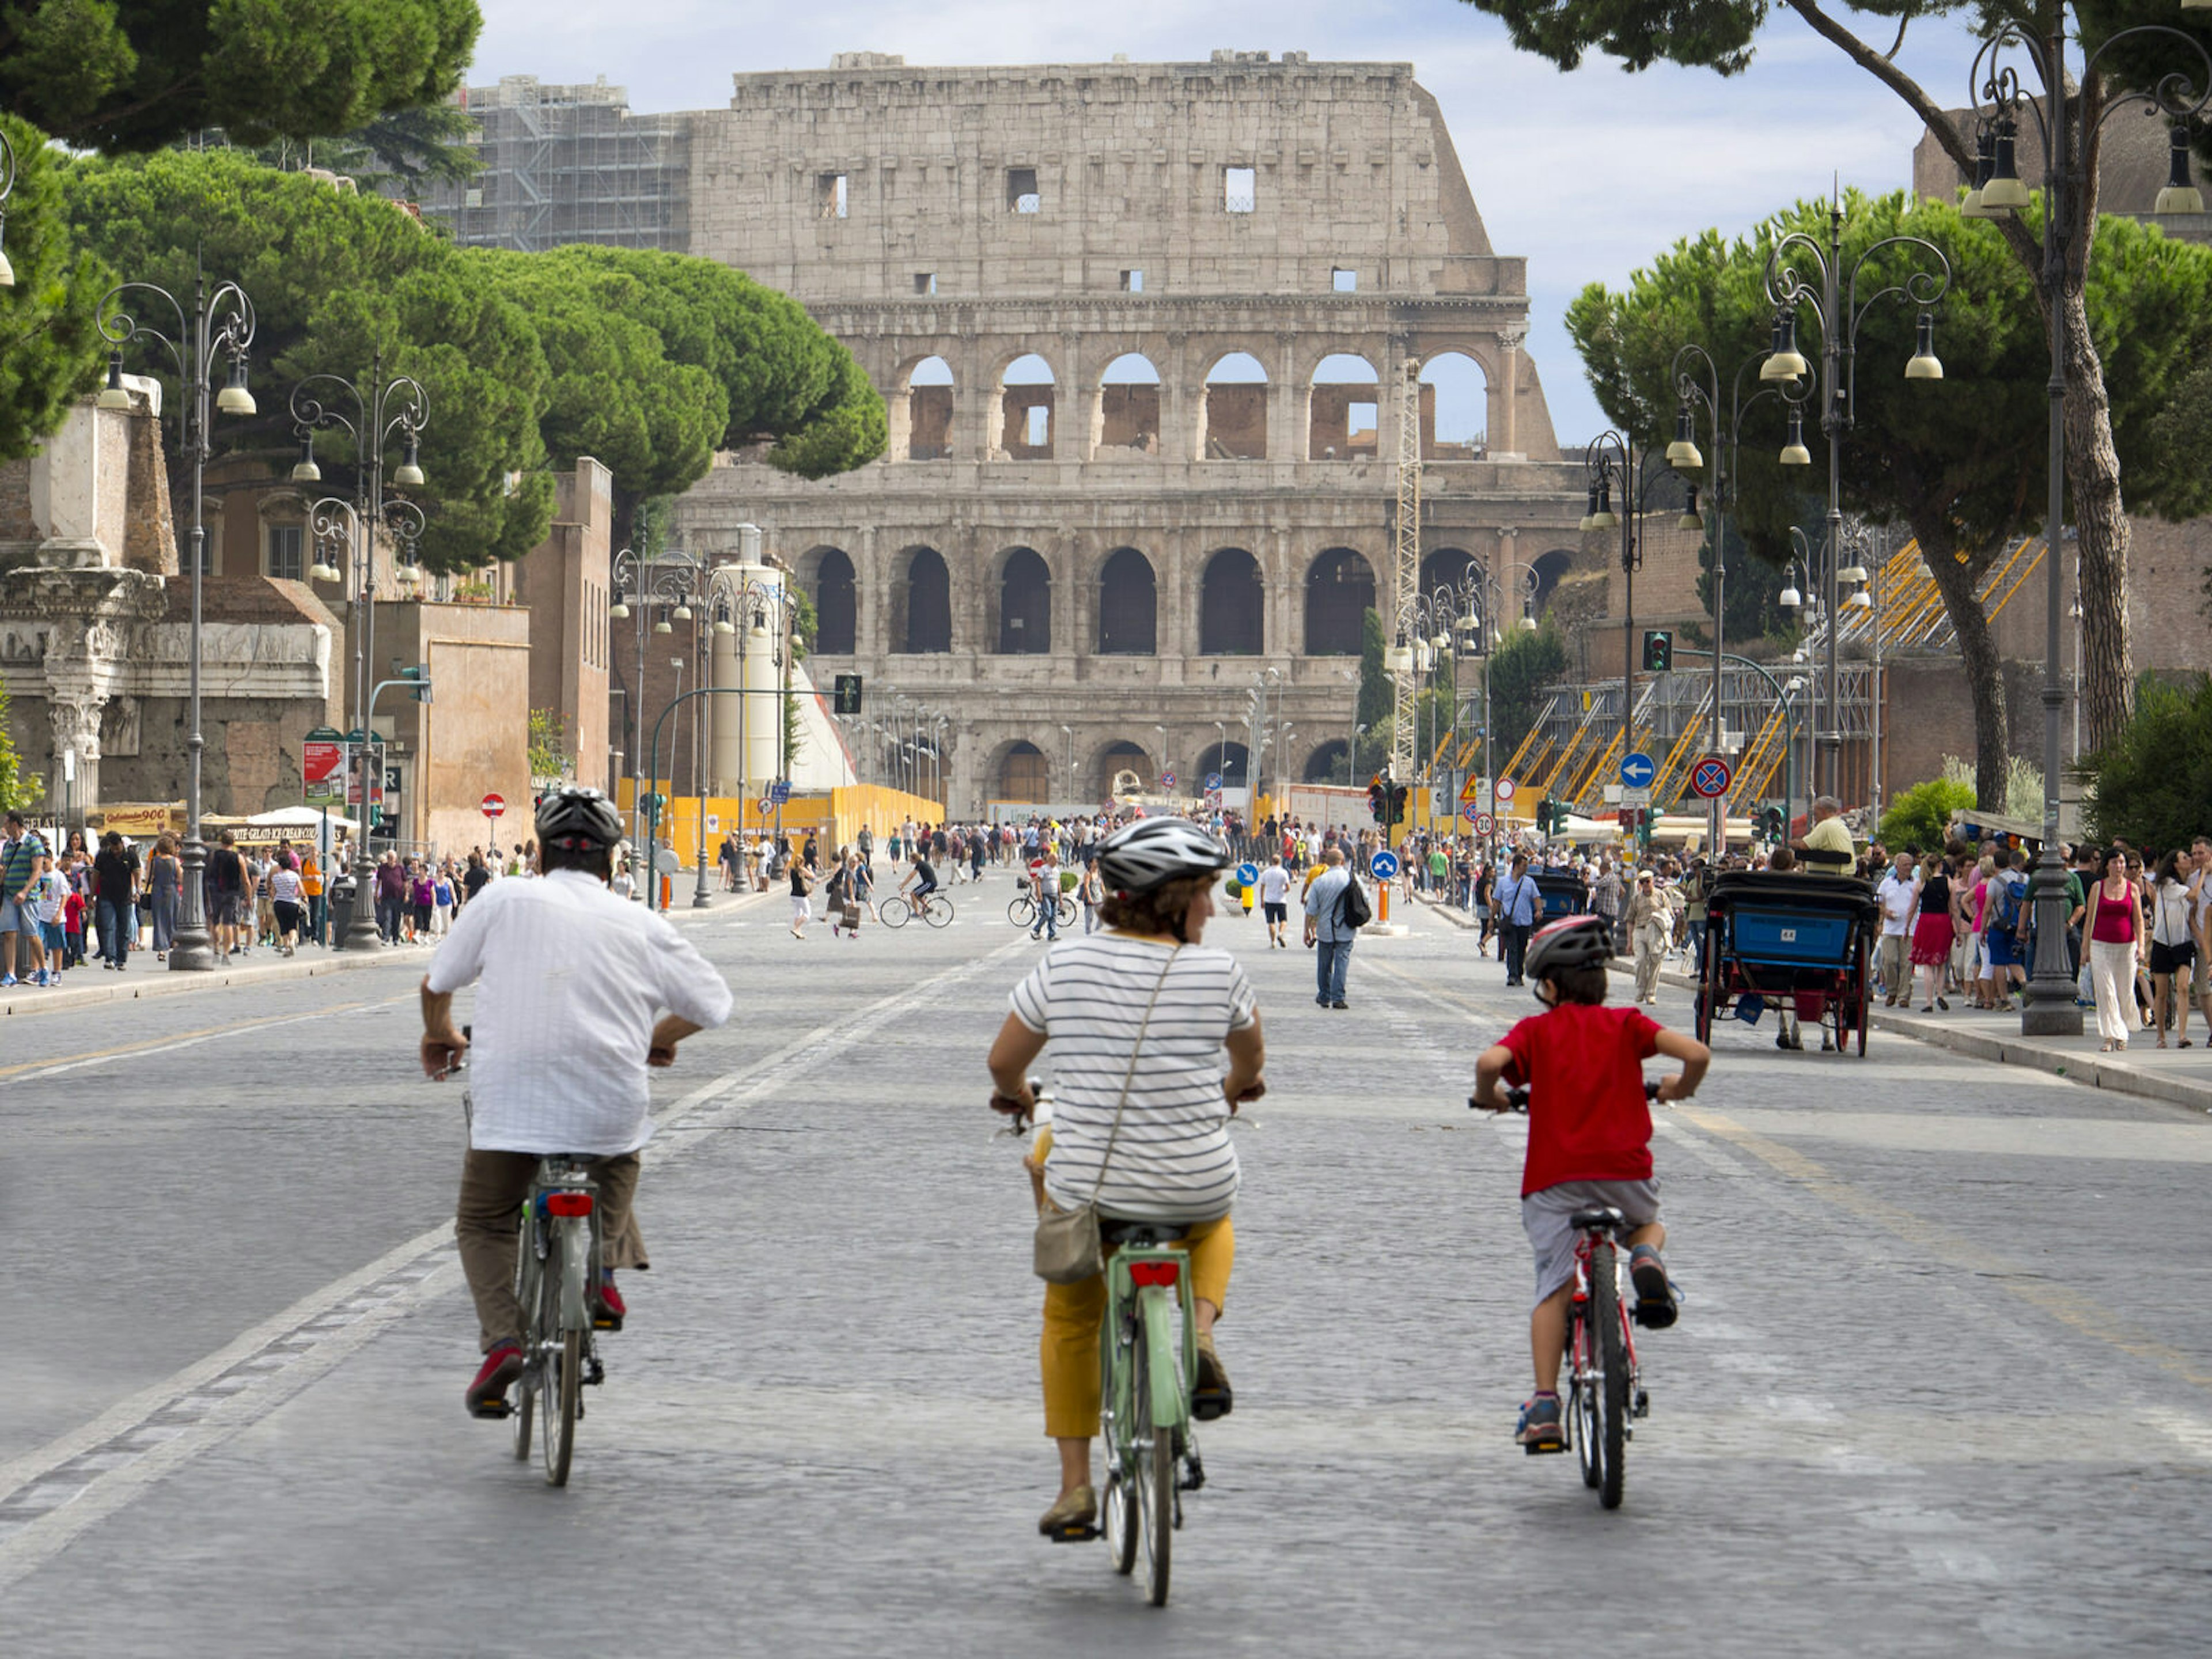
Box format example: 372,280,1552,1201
1084,945,1181,1207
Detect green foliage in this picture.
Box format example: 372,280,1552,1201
0,677,40,810
1696,516,1791,649
0,116,110,461
1486,620,1570,766
248,103,485,193
2079,673,2212,850
61,147,555,576
1357,609,1391,736
1938,752,2043,821
0,0,479,153
1878,777,1978,853
527,709,572,779
1467,0,1767,74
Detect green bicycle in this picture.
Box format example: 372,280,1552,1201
1094,1218,1205,1605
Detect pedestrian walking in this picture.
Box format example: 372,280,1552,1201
1875,851,1918,1005
2071,848,2147,1052
1302,846,1359,1009
147,834,181,959
2147,850,2198,1048
1493,853,1540,987
1908,853,1957,1011
92,831,139,971
1629,869,1669,1003
270,853,305,955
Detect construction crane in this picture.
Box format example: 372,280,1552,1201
1389,357,1421,801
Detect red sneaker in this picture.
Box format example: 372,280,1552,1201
466,1340,522,1418
592,1278,626,1331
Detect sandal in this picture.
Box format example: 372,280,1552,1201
1038,1484,1099,1540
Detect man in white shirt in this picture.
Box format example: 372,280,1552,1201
1875,851,1920,1005
1255,853,1294,949
420,786,733,1418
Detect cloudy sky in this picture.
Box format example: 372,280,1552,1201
466,0,1985,444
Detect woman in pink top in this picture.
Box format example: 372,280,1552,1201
2069,847,2148,1051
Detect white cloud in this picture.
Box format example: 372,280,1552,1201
465,0,1990,440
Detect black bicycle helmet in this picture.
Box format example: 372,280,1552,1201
534,785,624,852
1523,914,1611,987
1096,816,1230,895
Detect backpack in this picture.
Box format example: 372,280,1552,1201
1335,873,1373,930
1991,872,2027,935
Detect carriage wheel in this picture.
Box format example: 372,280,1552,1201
1855,937,1872,1055
1694,931,1715,1044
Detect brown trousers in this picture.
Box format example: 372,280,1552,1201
455,1148,646,1354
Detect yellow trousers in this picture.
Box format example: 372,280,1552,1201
1039,1214,1233,1439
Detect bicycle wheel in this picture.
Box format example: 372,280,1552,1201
1590,1240,1627,1510
1131,1340,1172,1605
1007,896,1033,927
923,895,953,928
539,1257,579,1487
1058,896,1077,929
511,1233,537,1461
879,896,912,929
1572,1315,1602,1491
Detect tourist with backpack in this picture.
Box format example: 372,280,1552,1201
1302,846,1366,1009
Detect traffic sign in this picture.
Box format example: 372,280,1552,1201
1160,770,1176,790
1495,777,1516,802
480,792,505,819
1461,802,1482,824
1475,811,1496,836
757,798,775,816
1205,771,1223,792
1459,774,1482,804
769,780,793,805
1690,755,1734,800
1620,751,1657,789
1236,862,1260,887
1370,850,1400,880
1622,786,1652,807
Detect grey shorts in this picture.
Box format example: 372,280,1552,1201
0,895,27,935
1522,1179,1662,1309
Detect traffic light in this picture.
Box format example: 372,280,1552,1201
833,672,864,715
397,664,432,703
1367,779,1385,823
1641,630,1673,673
1388,783,1410,827
1760,805,1785,840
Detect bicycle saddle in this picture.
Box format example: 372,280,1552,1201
1569,1206,1627,1233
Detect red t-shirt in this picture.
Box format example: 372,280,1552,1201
1497,1002,1662,1197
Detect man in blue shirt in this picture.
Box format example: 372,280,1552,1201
1302,846,1358,1009
1493,852,1541,986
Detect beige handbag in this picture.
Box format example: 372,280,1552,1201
1032,947,1180,1284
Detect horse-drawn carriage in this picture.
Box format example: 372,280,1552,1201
1694,870,1880,1055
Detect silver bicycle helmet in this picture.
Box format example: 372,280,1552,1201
1096,816,1230,895
535,785,625,851
1523,914,1612,987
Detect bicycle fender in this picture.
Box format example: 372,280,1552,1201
558,1217,593,1334
1140,1287,1187,1433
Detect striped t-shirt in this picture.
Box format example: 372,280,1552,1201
1010,935,1255,1224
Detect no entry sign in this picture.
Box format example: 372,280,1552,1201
481,793,505,819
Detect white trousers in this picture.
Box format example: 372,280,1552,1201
2088,940,2137,1044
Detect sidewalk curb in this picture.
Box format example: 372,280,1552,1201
1649,963,2212,1116
1,887,779,1021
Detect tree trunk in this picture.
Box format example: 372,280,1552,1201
2058,282,2133,752
1913,522,2011,810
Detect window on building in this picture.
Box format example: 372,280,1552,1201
1007,167,1040,213
1120,268,1144,293
1024,405,1049,448
1225,166,1256,213
267,522,304,581
818,172,849,219
913,272,937,295
1332,267,1358,293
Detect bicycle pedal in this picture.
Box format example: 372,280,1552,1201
472,1400,513,1421
1633,1302,1678,1330
585,1358,606,1387
1179,1456,1207,1493
1522,1438,1567,1456
1633,1389,1650,1419
1045,1525,1100,1544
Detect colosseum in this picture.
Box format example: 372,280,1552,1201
442,53,1592,816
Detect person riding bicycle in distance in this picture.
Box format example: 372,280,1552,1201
986,817,1266,1540
900,846,940,911
1471,914,1709,1451
419,786,734,1418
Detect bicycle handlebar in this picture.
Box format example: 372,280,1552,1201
1471,1078,1664,1115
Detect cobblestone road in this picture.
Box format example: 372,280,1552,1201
5,873,2210,1656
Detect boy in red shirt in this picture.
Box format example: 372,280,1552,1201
1473,914,1709,1449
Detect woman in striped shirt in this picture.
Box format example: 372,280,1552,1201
988,818,1266,1540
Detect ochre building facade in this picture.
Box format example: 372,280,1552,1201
517,52,1591,815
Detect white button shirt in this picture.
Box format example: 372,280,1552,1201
427,870,734,1156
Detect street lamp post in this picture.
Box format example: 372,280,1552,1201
610,545,706,893
1968,20,2208,1038
287,351,430,949
96,264,259,970
1580,431,1667,771
1761,190,1950,802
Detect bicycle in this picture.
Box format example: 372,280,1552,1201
998,1085,1207,1607
1471,1080,1663,1512
435,1027,607,1488
1006,892,1076,931
880,889,954,928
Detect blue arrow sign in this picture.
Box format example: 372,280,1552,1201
1236,862,1260,887
1205,771,1224,792
1620,751,1657,789
1370,851,1400,880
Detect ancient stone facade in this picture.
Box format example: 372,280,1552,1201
665,52,1588,814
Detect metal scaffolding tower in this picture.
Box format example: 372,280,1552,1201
1389,356,1421,794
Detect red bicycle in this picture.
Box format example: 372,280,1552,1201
1474,1081,1661,1510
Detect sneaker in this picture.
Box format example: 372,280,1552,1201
591,1276,626,1332
1516,1391,1565,1449
36,969,50,987
1194,1329,1233,1421
465,1340,524,1418
1,975,15,987
1331,1000,1350,1010
1038,1484,1099,1539
1630,1245,1677,1328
